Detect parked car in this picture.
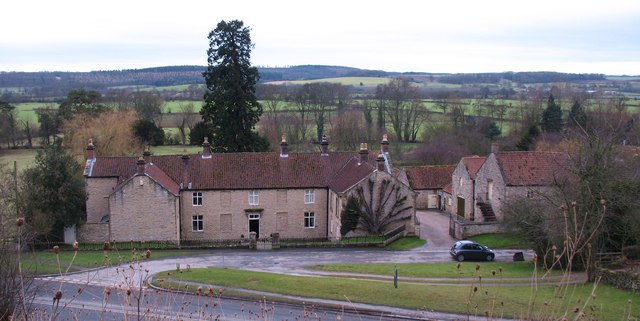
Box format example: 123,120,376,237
450,240,495,262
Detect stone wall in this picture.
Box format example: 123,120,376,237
450,218,504,239
85,177,117,223
473,154,506,221
77,223,109,242
180,188,329,241
451,161,475,220
595,268,640,291
109,176,179,242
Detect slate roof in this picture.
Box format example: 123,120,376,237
405,165,455,190
462,156,486,180
88,150,384,193
495,151,569,186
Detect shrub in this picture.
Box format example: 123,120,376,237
622,244,640,260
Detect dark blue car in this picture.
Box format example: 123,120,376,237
450,240,495,262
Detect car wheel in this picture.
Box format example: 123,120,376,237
486,254,494,261
456,254,465,262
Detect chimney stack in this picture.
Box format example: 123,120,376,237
381,134,389,155
376,154,386,172
280,134,289,158
320,135,329,156
181,149,190,189
491,143,499,154
86,139,95,160
136,156,146,176
143,145,151,163
359,143,369,164
202,137,212,159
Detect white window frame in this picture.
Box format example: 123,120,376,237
192,215,203,231
304,189,315,204
304,211,315,228
249,190,259,205
192,192,203,206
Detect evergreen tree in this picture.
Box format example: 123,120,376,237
133,119,165,146
568,99,587,129
341,196,362,236
484,121,502,141
541,94,563,132
201,20,268,152
515,124,541,151
21,142,86,240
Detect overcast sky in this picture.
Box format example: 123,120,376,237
2,0,639,75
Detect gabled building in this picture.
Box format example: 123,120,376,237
473,147,569,222
405,165,455,210
80,135,416,244
451,156,487,221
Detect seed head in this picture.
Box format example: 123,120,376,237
16,217,24,227
491,270,496,276
570,200,577,207
104,287,111,296
126,288,132,296
475,264,480,271
73,241,79,252
53,246,60,254
600,199,607,206
144,250,151,259
103,242,110,251
54,290,62,301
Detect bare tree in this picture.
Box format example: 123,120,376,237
177,102,199,145
376,78,421,142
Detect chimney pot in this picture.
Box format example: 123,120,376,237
86,138,96,160
320,135,329,156
143,145,151,163
280,133,289,158
202,137,212,159
359,143,369,164
381,134,389,155
136,156,146,175
376,154,386,172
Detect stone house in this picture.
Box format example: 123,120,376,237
450,156,486,221
405,165,455,210
473,147,569,222
80,135,416,243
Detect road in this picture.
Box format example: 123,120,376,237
31,210,531,320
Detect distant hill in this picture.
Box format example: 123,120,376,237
0,65,612,102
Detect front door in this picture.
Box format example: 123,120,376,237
457,197,465,218
248,213,260,239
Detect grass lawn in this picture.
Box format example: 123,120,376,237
0,149,38,170
385,236,425,250
153,267,638,320
308,261,560,279
21,249,207,275
467,233,533,249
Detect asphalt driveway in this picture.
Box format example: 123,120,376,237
416,210,457,250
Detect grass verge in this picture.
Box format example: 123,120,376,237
308,261,561,278
467,233,533,249
385,236,426,250
151,267,638,320
21,249,207,275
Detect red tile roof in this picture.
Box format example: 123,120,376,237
442,182,453,194
405,165,455,190
463,156,486,179
496,151,569,186
89,151,382,192
329,157,377,193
